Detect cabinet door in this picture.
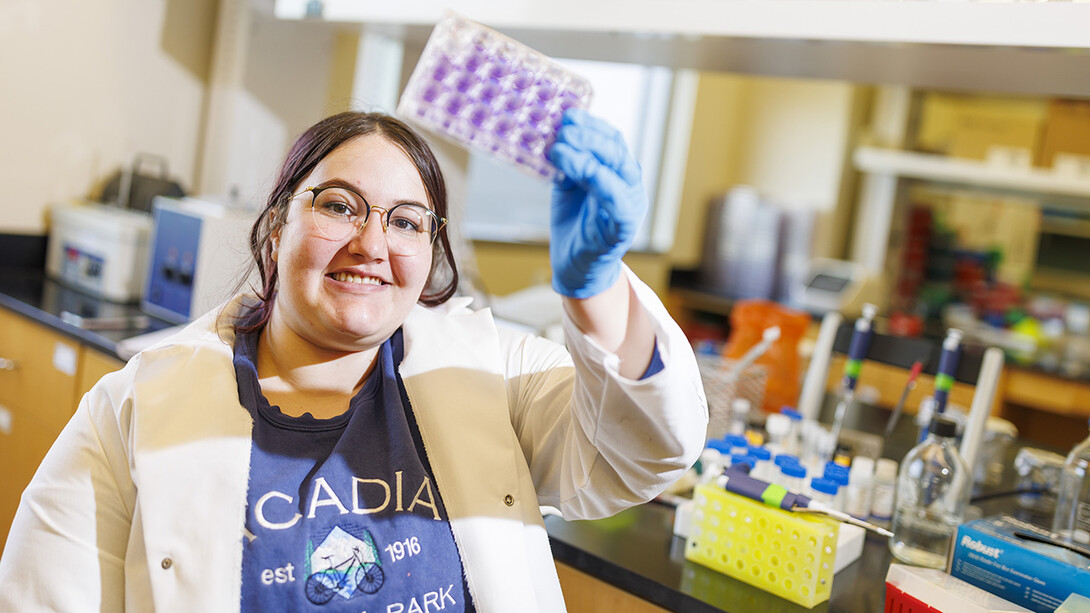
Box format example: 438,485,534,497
76,346,125,403
0,309,81,548
0,308,80,426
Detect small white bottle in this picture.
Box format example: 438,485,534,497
870,457,899,528
845,456,876,521
730,398,751,437
698,447,725,484
765,413,791,455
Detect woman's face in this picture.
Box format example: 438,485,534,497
270,133,434,352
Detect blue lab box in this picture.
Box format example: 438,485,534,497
950,515,1090,613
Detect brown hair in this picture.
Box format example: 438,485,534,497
239,111,458,332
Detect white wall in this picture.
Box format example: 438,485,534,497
0,0,341,235
670,73,863,268
0,0,215,234
199,3,338,207
733,77,857,212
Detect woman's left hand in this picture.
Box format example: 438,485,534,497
547,108,647,300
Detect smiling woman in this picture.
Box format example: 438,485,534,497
0,110,709,613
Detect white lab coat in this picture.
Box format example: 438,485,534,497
0,268,707,612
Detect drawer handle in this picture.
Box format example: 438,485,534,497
0,357,17,371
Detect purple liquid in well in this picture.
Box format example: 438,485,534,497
487,60,511,80
494,116,515,137
504,96,524,113
421,84,441,103
535,81,557,102
469,105,491,128
432,57,454,81
511,70,534,91
454,73,477,94
526,106,548,124
464,50,487,72
519,131,539,152
479,79,502,102
445,95,468,116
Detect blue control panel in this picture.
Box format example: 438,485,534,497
144,206,203,323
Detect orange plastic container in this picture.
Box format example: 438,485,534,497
722,300,811,413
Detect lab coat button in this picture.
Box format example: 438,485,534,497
161,557,173,570
503,494,514,506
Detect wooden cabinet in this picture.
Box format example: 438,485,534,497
0,308,125,548
556,562,671,613
76,345,125,401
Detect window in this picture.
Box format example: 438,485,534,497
463,58,677,253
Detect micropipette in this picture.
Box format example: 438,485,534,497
933,328,964,415
829,304,878,449
918,328,963,441
718,463,893,537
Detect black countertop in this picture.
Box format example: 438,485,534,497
0,267,175,358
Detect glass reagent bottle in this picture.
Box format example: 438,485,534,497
889,415,971,569
1053,417,1090,544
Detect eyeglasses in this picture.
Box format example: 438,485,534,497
293,185,446,256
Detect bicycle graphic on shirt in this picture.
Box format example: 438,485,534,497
304,529,385,605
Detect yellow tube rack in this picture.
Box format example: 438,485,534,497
684,483,840,608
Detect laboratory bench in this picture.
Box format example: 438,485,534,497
545,396,1058,613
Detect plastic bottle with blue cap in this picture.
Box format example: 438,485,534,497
808,477,839,509
781,406,803,455
823,463,850,512
779,462,808,494
747,446,775,482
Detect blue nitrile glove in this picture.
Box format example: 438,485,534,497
547,108,647,299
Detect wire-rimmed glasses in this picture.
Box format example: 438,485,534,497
293,185,446,256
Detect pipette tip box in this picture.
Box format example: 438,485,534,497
885,563,1031,613
685,483,839,608
397,13,593,180
950,514,1090,613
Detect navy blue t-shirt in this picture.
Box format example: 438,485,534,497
234,327,475,612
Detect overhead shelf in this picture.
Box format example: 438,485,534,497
275,1,1090,49
853,147,1090,199
274,1,1090,97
